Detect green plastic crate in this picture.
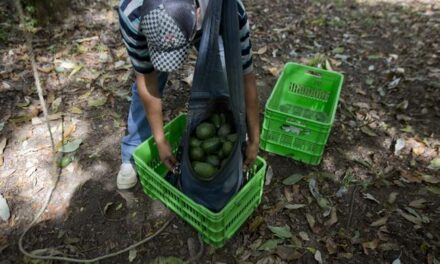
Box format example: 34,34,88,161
260,63,344,165
133,114,267,248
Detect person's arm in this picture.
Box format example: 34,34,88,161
238,2,259,167
118,7,177,171
136,72,177,171
243,71,260,168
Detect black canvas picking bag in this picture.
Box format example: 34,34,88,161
179,0,247,212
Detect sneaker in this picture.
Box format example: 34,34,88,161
117,163,138,190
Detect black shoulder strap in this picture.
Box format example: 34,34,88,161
189,0,224,104
221,0,247,141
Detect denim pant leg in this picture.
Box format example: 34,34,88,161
121,72,168,163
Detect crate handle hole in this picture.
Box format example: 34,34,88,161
305,70,322,78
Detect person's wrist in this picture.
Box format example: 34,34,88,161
248,138,260,146
155,135,166,146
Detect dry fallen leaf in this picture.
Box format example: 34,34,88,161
150,256,183,264
283,173,304,185
325,237,337,255
128,248,137,262
388,192,398,204
78,90,92,100
409,198,427,209
37,64,54,73
406,138,426,156
51,97,62,113
325,59,333,71
363,193,380,204
314,250,323,264
420,174,440,184
370,216,388,227
428,158,440,170
0,193,10,221
265,165,273,186
55,123,77,150
306,213,316,229
69,106,83,114
88,97,107,107
275,246,302,261
265,66,282,76
324,207,338,226
379,242,400,251
427,186,440,195
298,231,310,241
361,126,377,137
258,239,282,252
394,138,405,155
69,65,83,78
396,208,422,225
285,203,306,210
268,225,292,238
362,239,379,255
31,113,63,125
399,170,422,183
256,45,268,55
284,187,294,202
249,216,265,232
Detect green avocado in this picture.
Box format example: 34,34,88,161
190,147,204,161
190,137,201,148
222,141,234,157
193,162,218,180
217,124,232,137
217,149,224,159
210,114,221,128
220,113,226,125
201,137,222,154
206,155,220,167
226,133,238,143
196,122,215,140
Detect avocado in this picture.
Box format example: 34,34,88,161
193,162,218,180
218,149,224,159
190,137,201,148
222,141,234,157
210,114,221,128
217,124,232,137
220,113,226,125
206,155,220,167
196,122,216,140
201,137,222,154
226,133,238,143
190,147,204,161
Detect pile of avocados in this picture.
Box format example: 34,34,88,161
189,113,237,181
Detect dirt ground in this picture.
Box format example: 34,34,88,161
0,0,439,263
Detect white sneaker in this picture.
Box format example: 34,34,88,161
117,163,138,190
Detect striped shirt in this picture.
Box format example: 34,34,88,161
118,0,253,74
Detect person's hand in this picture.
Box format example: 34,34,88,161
244,140,259,170
156,139,178,172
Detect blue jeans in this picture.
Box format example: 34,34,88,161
121,38,227,163
121,72,168,163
